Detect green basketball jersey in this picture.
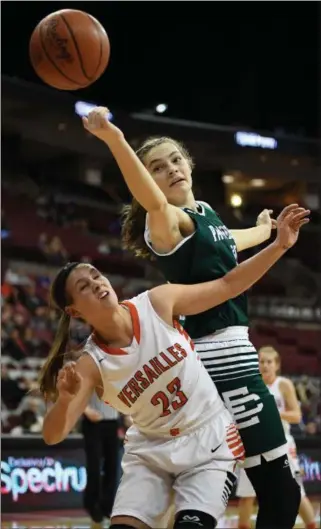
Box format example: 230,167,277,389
145,201,249,339
145,203,288,458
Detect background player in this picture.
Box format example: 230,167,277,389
82,107,309,529
237,346,316,529
40,211,303,529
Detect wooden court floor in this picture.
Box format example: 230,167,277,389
2,500,320,529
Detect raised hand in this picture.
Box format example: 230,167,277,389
256,209,277,231
57,362,82,402
275,204,310,250
82,106,123,143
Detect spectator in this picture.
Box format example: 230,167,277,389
1,364,27,410
4,328,28,361
305,421,318,436
10,409,42,435
23,282,43,314
38,232,50,258
46,236,69,265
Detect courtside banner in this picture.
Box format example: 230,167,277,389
1,435,320,513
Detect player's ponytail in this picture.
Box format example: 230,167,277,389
121,136,194,259
38,262,79,401
38,312,71,401
121,198,153,260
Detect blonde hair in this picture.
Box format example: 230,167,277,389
121,136,194,260
259,345,281,373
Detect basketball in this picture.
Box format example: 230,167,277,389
29,9,110,91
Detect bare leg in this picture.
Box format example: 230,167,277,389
299,497,316,529
238,497,255,529
111,515,151,529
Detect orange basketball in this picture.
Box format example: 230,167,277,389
29,9,110,91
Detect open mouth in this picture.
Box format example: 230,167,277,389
170,178,185,187
99,291,109,300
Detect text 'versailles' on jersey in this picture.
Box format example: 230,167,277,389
84,291,226,438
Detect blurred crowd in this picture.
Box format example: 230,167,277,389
1,265,321,438
0,264,150,435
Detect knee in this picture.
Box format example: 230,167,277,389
174,510,217,529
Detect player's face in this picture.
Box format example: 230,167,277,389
259,352,278,379
144,142,193,206
65,265,118,323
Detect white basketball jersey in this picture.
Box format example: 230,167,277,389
85,291,225,438
267,376,290,436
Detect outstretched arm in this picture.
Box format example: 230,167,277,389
230,209,277,252
149,205,309,320
83,108,183,251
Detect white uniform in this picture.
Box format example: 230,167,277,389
236,376,305,498
85,291,245,527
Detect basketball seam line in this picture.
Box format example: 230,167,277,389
60,14,92,81
86,14,103,80
39,22,88,87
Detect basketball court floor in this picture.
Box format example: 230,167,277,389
2,500,320,529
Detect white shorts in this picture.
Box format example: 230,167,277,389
236,435,305,499
112,408,245,528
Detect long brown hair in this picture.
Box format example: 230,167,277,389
38,263,79,401
121,136,194,259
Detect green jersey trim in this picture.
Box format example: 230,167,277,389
194,330,260,383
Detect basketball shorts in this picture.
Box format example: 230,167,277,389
194,328,287,464
111,408,244,528
236,434,305,498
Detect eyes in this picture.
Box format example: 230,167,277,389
153,156,183,173
79,274,100,292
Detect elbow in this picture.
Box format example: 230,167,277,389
42,425,64,445
43,432,61,445
43,437,58,446
294,412,302,424
288,412,302,425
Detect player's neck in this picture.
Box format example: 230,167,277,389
179,191,197,211
263,375,277,386
93,305,133,348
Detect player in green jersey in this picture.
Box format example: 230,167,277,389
83,107,309,529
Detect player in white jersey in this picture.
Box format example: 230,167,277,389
39,212,305,529
237,347,316,529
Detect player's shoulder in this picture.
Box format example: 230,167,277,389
122,291,152,322
123,290,149,307
279,376,295,392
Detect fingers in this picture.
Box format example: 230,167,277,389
292,218,310,231
297,218,310,228
268,210,273,215
64,363,81,382
277,204,299,221
57,362,79,383
271,219,277,229
83,106,110,131
279,206,308,225
290,209,310,224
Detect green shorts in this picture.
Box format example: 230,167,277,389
215,374,287,458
